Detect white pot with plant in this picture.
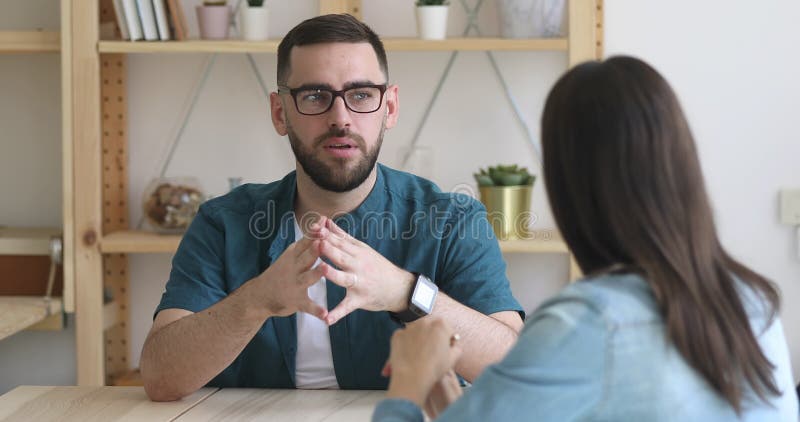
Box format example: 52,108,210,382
239,0,269,41
415,0,449,40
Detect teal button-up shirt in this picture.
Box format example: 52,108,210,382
156,164,523,389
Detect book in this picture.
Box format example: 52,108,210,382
152,0,171,41
121,0,143,41
111,0,130,40
166,0,188,41
136,0,160,41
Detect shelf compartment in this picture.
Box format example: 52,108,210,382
100,229,567,254
97,37,567,54
0,296,63,340
0,31,60,53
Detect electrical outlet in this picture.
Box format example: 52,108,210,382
780,189,800,225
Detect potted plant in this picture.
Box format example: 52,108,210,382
196,0,231,40
239,0,269,41
474,164,536,240
415,0,449,40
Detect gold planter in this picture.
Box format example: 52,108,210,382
479,185,533,240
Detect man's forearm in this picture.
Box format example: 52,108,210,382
140,279,271,401
427,293,520,381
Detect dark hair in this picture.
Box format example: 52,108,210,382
541,56,781,413
277,14,388,86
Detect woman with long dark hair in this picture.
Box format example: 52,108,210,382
372,56,798,421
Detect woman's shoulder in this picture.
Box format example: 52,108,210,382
532,271,776,331
533,273,662,327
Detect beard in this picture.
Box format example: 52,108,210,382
287,120,384,193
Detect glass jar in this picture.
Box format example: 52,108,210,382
142,177,205,233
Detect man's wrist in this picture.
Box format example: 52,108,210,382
237,275,274,321
390,270,417,313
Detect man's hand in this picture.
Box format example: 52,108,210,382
252,219,331,320
317,218,415,325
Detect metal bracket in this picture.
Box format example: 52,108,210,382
43,237,63,316
402,0,542,169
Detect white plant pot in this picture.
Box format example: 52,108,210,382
240,6,269,41
415,5,449,40
498,0,566,38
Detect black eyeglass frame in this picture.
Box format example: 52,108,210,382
277,84,389,116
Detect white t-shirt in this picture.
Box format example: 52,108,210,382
293,220,339,389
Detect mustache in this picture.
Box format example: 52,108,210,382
314,127,366,149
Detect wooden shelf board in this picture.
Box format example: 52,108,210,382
0,296,63,340
498,231,569,253
110,368,142,386
101,230,566,254
101,230,181,254
0,31,60,53
98,37,567,54
98,39,281,54
0,227,61,256
384,37,568,51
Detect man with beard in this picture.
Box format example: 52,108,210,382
140,14,524,401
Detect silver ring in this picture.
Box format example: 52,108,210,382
350,273,358,288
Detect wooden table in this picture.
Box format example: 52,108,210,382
0,386,386,421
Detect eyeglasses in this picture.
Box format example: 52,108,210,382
277,84,388,116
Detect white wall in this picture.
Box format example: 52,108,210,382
1,0,797,393
603,0,800,382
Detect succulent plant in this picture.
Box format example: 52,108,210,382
416,0,449,5
474,164,535,187
203,0,227,6
246,0,264,6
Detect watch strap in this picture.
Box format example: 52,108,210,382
389,273,434,324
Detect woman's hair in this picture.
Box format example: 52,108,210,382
541,56,780,412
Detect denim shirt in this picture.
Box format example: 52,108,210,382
155,164,523,389
373,274,798,421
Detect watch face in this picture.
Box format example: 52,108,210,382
411,277,437,313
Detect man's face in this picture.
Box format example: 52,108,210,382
270,42,399,192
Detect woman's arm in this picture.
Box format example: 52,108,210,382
374,297,606,421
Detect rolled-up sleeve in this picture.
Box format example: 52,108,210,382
154,204,228,318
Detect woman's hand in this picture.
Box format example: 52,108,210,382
424,370,463,419
385,317,462,408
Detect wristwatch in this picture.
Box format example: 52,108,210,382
390,273,438,323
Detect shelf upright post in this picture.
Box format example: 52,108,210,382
319,0,362,19
70,0,106,386
568,0,600,66
61,0,75,314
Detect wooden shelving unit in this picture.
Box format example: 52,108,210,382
0,31,60,53
0,5,68,350
67,0,603,385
